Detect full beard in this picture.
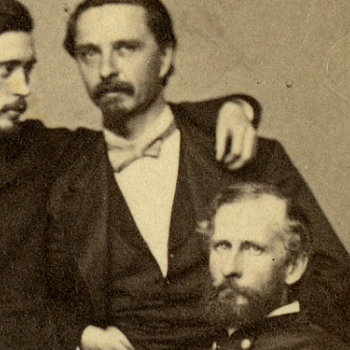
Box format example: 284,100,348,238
201,270,286,329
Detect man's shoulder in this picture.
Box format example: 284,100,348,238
21,119,101,140
256,136,282,151
45,124,102,142
36,122,103,154
21,120,104,167
240,136,293,176
214,312,348,350
254,313,349,350
169,103,280,153
169,106,287,177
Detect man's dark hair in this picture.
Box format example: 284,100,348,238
0,0,33,34
199,182,313,264
64,0,177,58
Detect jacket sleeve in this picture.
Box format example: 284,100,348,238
174,94,261,134
256,139,350,343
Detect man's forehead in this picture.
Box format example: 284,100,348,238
76,4,151,44
213,195,288,242
0,31,35,63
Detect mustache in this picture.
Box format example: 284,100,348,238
214,279,253,300
92,79,134,100
1,98,27,114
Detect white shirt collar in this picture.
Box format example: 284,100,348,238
268,300,300,318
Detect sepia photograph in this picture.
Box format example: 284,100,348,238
1,0,350,349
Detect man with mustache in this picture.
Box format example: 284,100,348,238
48,0,350,350
0,0,259,349
202,183,348,350
0,1,72,348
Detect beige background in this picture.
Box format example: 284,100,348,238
21,0,350,251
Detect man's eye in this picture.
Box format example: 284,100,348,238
242,242,265,255
118,44,140,56
213,241,231,251
77,48,98,61
0,63,15,78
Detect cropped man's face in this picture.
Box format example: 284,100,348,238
0,31,35,135
74,4,173,130
208,195,290,327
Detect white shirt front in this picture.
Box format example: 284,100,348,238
105,105,180,277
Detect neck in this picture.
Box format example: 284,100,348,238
104,93,168,140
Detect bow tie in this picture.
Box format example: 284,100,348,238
106,122,177,172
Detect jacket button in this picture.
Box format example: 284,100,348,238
241,338,252,349
169,253,174,259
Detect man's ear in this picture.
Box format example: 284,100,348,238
159,45,174,80
284,253,309,286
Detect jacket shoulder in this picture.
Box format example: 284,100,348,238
256,321,349,350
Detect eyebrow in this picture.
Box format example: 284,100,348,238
0,57,37,67
75,43,100,54
76,39,144,51
210,238,231,247
25,57,37,68
242,240,267,249
112,39,143,48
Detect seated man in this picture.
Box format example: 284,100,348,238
200,183,349,350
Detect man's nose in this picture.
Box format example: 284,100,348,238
100,51,119,79
222,250,243,279
10,68,31,97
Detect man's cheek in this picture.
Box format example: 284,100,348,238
210,259,224,286
0,87,9,110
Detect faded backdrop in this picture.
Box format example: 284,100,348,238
22,0,350,251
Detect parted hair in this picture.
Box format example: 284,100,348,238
64,0,177,58
0,0,33,34
198,182,313,264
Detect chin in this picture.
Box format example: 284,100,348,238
0,120,20,137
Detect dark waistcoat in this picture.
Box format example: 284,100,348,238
48,105,350,349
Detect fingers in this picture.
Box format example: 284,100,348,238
105,327,135,350
80,325,134,350
228,126,257,171
215,100,257,171
81,325,106,350
223,125,244,165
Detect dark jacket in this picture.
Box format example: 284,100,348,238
47,104,350,349
0,96,255,349
0,120,71,350
211,310,349,350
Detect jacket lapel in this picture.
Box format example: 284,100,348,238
170,104,240,224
